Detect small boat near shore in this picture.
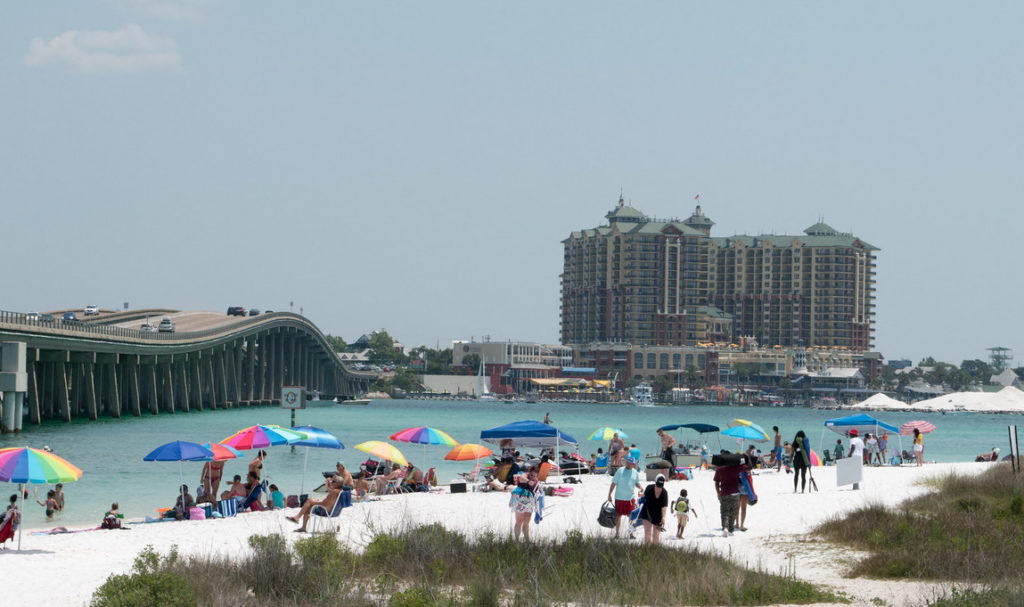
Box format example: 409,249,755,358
336,396,371,406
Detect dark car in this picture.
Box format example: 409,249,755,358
248,309,260,316
62,311,78,321
227,307,246,316
40,313,56,322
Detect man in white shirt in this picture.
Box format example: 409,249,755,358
847,429,865,490
607,456,643,537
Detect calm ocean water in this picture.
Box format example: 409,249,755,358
1,399,1016,529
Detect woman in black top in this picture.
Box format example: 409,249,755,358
792,430,810,493
639,474,669,543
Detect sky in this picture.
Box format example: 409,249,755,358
2,1,1022,366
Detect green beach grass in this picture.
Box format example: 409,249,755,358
91,523,844,607
814,462,1024,607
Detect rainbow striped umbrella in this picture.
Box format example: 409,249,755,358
220,425,307,449
195,443,243,462
355,441,409,468
0,447,83,485
0,447,83,551
389,427,459,469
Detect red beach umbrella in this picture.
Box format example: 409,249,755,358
899,420,937,436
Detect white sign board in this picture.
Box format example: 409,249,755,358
836,457,863,487
281,386,305,410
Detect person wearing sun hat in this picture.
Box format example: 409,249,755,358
607,455,642,538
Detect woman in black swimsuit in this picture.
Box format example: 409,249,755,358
249,450,266,480
639,474,669,543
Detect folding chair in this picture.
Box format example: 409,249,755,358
217,499,238,518
309,491,351,533
458,463,482,483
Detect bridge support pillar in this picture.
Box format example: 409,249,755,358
266,332,276,402
1,342,28,433
163,362,175,414
107,362,120,418
276,332,284,393
204,352,217,410
218,348,229,409
231,341,242,406
126,358,142,417
245,335,255,404
148,364,159,415
190,354,203,412
57,362,71,422
84,363,98,421
27,351,40,426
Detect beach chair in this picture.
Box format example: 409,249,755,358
217,498,238,518
458,463,482,483
0,513,15,549
594,455,609,475
242,483,265,511
821,450,834,466
425,468,438,487
308,491,351,534
537,462,552,482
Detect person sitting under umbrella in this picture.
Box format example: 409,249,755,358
374,463,403,494
335,462,354,490
172,485,195,520
287,475,342,532
400,464,425,492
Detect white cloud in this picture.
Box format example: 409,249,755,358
25,24,182,74
127,0,216,22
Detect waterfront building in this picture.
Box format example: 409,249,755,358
560,197,879,351
451,339,573,394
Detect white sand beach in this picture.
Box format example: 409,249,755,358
2,462,991,607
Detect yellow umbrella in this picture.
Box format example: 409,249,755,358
354,441,409,467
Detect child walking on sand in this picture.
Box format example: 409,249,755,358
672,488,697,538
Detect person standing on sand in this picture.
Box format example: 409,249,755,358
865,433,878,465
877,433,888,466
249,450,266,481
200,459,225,503
913,428,924,466
773,427,782,471
791,431,810,493
657,428,677,472
608,433,626,469
607,456,643,538
847,429,865,490
509,466,541,541
713,458,747,537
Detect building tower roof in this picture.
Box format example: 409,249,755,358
683,205,715,234
804,220,839,236
605,195,646,223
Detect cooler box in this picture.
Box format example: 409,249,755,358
450,482,467,494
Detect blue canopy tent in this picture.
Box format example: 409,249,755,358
820,414,902,456
659,423,719,434
480,420,578,449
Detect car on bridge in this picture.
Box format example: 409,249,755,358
140,322,157,334
26,312,41,321
158,316,175,333
62,311,79,322
227,306,247,316
248,309,260,316
84,305,99,316
39,313,55,322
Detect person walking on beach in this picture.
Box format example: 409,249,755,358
639,474,669,544
865,433,878,466
672,488,696,538
791,431,810,493
607,456,642,538
509,465,541,541
913,428,924,466
773,427,783,471
713,457,747,537
657,428,677,472
736,453,755,530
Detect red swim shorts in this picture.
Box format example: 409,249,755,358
615,499,635,516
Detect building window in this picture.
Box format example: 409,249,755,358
660,353,669,369
685,353,694,367
697,354,706,370
647,353,657,368
672,353,681,369
634,353,643,369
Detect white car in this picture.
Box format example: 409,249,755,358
158,316,175,333
140,323,157,334
84,305,100,316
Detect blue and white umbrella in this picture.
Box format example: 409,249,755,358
290,426,344,494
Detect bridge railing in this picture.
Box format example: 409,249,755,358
0,310,378,378
0,310,300,342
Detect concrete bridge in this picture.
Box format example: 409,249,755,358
0,310,378,432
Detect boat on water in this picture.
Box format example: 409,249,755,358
335,396,372,406
630,383,654,406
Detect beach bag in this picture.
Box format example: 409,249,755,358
189,507,206,520
597,500,617,528
101,515,121,529
287,495,300,508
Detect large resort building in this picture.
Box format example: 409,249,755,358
561,197,879,351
